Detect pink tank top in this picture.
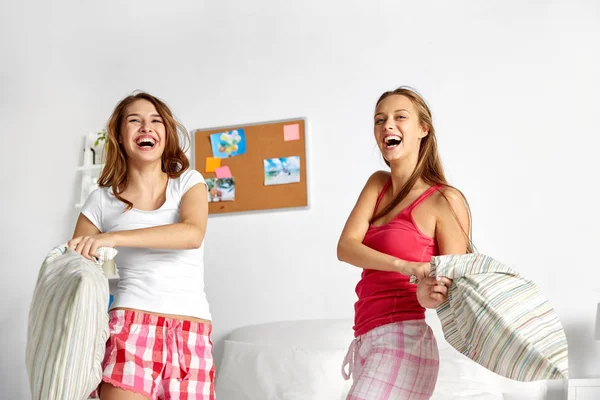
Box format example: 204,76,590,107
353,180,441,337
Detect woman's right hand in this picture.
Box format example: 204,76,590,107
401,261,431,280
68,232,116,261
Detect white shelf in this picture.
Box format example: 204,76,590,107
76,163,105,208
77,164,105,171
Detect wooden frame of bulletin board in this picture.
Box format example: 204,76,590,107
192,118,308,215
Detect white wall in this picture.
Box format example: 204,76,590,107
2,0,599,398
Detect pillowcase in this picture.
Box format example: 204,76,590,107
26,245,116,400
431,253,568,382
215,340,351,400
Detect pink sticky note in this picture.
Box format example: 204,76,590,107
214,166,232,179
284,124,300,141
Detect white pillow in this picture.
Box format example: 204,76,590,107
216,340,351,400
434,345,546,400
431,387,503,400
26,245,116,400
226,319,354,349
432,346,504,400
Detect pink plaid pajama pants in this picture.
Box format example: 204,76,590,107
342,320,439,400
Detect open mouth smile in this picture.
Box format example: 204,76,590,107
383,134,402,149
135,135,157,150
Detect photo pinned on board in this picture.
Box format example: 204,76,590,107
210,129,247,158
206,178,235,202
263,156,300,186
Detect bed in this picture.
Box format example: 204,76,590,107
215,312,548,399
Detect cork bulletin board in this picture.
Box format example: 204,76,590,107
192,118,308,214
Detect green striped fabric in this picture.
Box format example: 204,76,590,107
26,245,117,400
432,253,568,382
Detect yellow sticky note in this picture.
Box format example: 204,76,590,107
205,157,221,172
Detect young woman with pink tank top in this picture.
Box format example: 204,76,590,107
338,87,472,400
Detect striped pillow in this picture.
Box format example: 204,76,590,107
432,253,568,382
26,245,117,400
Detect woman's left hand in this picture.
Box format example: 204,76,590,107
67,233,116,261
416,276,453,309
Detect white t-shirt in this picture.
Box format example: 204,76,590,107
81,169,211,320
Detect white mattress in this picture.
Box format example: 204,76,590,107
215,316,547,400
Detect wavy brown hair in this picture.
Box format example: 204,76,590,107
97,91,191,210
371,86,474,253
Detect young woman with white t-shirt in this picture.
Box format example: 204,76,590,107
69,92,215,400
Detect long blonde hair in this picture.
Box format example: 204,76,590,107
97,91,190,210
371,87,474,252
